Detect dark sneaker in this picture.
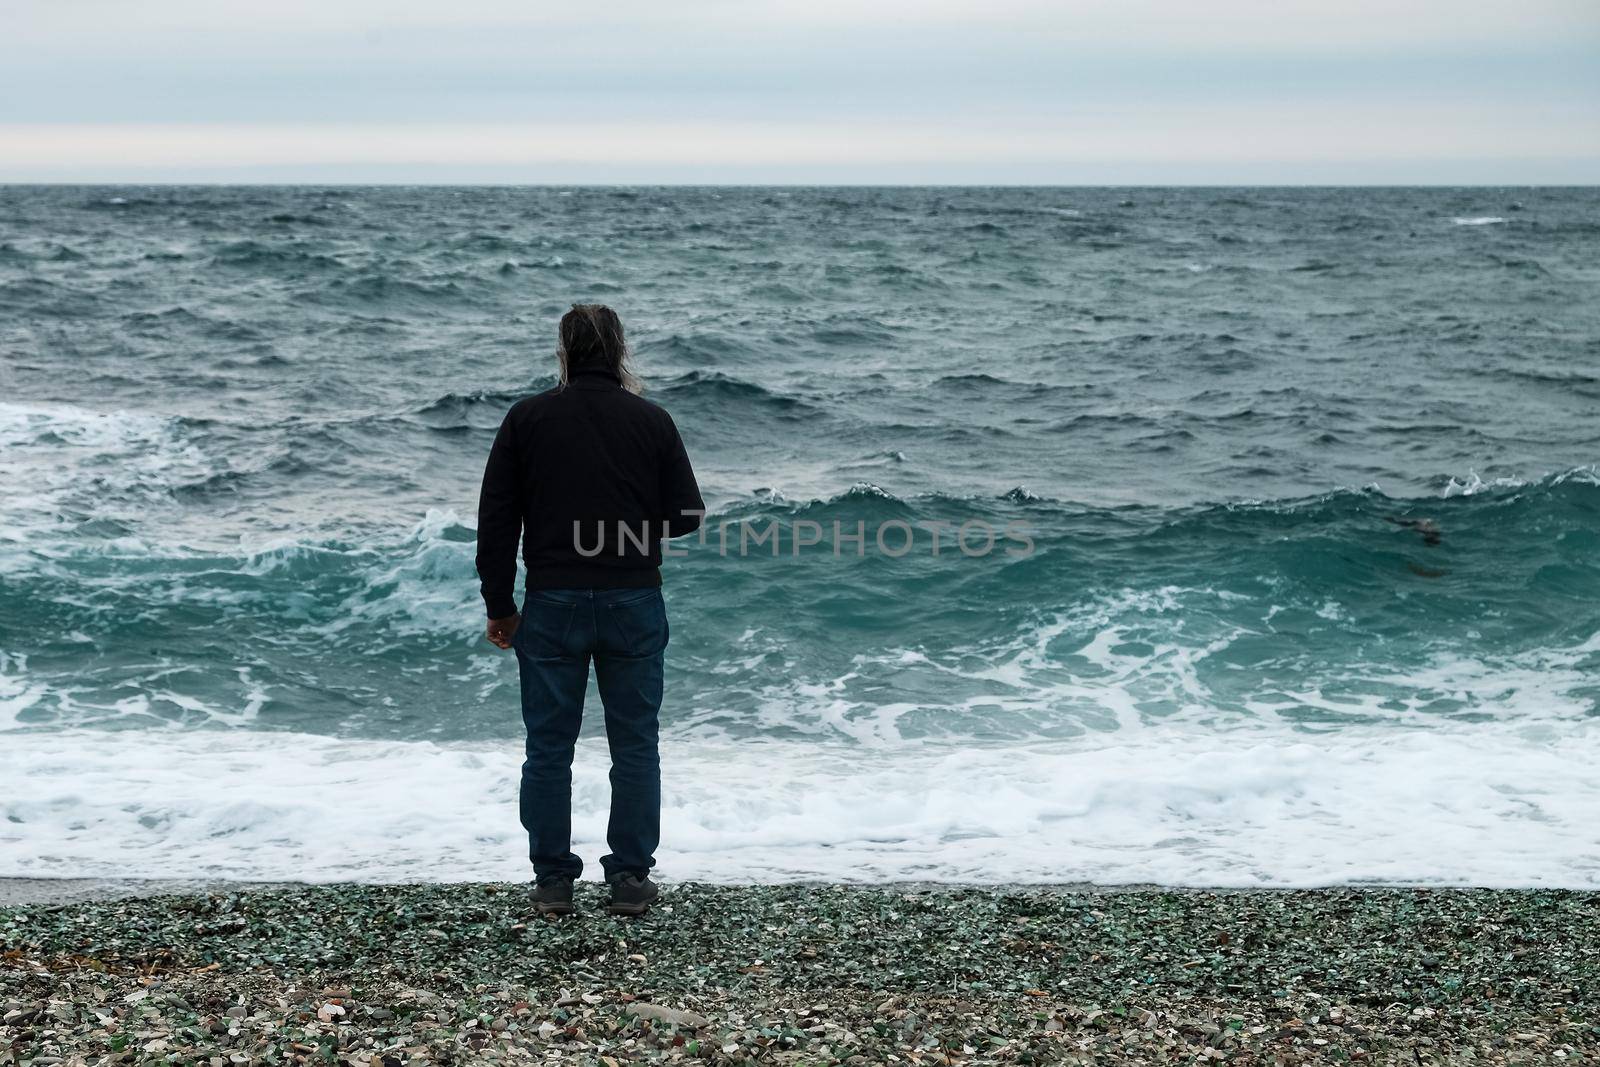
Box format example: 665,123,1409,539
530,875,574,916
607,873,659,916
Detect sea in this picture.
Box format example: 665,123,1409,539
1,185,1597,888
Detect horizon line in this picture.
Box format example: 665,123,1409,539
3,180,1596,189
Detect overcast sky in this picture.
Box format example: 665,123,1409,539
3,0,1597,183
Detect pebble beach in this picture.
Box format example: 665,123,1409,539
2,882,1596,1065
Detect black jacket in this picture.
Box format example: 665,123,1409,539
475,367,704,617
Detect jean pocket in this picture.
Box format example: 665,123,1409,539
515,598,578,658
605,591,668,656
606,588,662,608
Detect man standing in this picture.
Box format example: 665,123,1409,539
476,305,703,916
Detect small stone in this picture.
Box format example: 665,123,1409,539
628,1003,711,1029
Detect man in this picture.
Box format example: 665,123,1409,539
476,304,703,916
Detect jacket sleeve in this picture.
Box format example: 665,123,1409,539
475,410,524,618
658,411,705,539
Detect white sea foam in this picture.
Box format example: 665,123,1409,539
0,401,208,487
2,720,1596,887
724,588,1600,749
230,508,484,639
0,401,215,558
0,655,48,732
1438,466,1597,497
1441,470,1525,496
1452,216,1505,226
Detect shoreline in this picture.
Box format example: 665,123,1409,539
6,874,1583,907
3,881,1596,1064
0,878,308,907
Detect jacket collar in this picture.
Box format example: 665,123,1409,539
567,366,622,387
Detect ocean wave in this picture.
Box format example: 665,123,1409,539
677,470,1600,587
930,372,1038,391
631,332,759,365
210,240,348,271
298,273,474,310
264,211,333,227
1491,367,1600,388
1438,465,1598,497
654,371,819,417
412,384,554,419
3,721,1596,886
1453,216,1506,226
3,482,1596,772
82,194,183,212
0,401,218,547
12,458,1592,571
0,241,35,265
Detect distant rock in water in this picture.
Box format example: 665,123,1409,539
1387,516,1442,546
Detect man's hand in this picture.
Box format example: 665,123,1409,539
486,613,521,650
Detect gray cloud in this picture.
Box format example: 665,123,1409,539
3,0,1597,182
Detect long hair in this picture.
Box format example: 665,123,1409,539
557,304,641,394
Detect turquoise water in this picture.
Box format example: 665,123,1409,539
1,186,1597,885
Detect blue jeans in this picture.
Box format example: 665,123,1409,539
512,587,668,883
